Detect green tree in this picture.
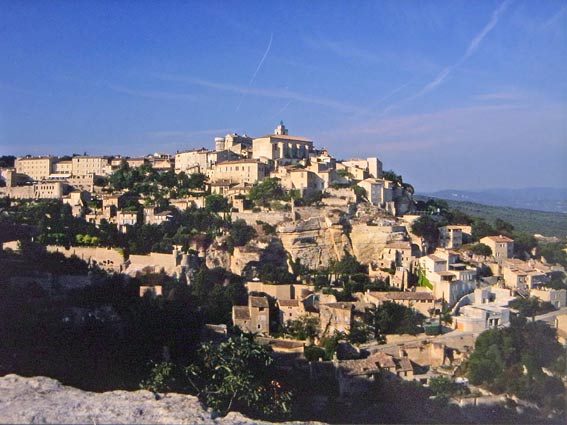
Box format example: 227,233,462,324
185,335,293,417
471,218,495,241
469,243,492,257
139,361,176,395
228,219,257,247
248,178,288,207
411,215,442,243
282,315,320,341
205,194,230,213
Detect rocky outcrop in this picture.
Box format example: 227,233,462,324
0,374,311,425
350,223,408,265
278,216,351,270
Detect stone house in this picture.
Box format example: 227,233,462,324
116,210,138,233
340,157,383,179
377,241,417,269
209,159,270,185
232,295,270,335
144,207,174,225
15,156,56,181
71,156,111,176
480,235,514,263
531,287,567,308
363,290,436,316
439,225,465,249
454,303,510,332
319,302,354,335
418,251,477,305
277,299,306,324
357,178,394,207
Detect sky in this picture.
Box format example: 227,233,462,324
0,0,566,192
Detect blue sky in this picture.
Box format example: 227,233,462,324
1,0,566,192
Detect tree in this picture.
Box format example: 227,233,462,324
494,218,514,237
365,301,424,336
381,170,403,185
470,243,492,257
471,218,495,241
185,335,293,417
248,178,288,207
509,296,555,320
466,319,566,413
411,216,441,243
228,219,257,247
429,376,467,398
205,194,229,213
331,251,367,287
282,315,320,341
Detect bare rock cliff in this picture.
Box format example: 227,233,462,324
0,374,314,424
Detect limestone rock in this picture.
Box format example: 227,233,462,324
0,374,315,425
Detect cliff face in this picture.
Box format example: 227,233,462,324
349,223,408,264
278,217,351,270
0,374,312,425
204,203,413,274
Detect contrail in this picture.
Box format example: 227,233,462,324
236,33,274,112
417,0,511,97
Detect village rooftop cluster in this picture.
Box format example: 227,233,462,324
1,122,566,407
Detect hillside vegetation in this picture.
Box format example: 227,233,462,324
415,196,567,238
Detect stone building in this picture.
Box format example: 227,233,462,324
232,295,270,334
252,122,313,163
319,302,354,335
357,178,394,206
71,156,111,176
15,156,55,181
209,159,269,184
480,235,514,263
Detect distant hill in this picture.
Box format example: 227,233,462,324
420,187,567,214
414,195,567,238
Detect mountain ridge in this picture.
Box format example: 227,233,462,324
420,187,567,213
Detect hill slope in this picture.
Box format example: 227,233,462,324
415,195,567,238
422,187,567,214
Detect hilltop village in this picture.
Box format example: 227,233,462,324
1,123,566,422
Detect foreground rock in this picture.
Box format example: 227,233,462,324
0,374,310,424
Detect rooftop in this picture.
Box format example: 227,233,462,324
249,296,269,308
256,134,313,142
483,235,514,243
233,305,251,320
278,299,300,307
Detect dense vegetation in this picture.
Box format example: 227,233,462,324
465,317,566,415
412,197,567,267
415,195,567,238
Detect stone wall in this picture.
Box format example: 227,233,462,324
127,252,179,275
231,211,291,226
46,245,126,272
